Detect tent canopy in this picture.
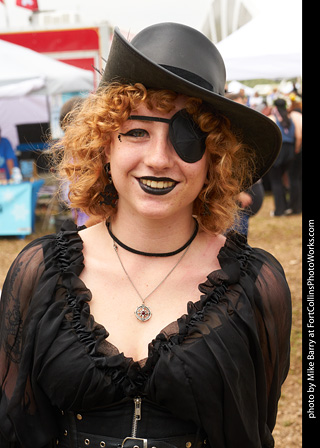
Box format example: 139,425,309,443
216,0,302,81
0,39,94,97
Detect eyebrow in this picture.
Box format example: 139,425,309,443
128,115,171,124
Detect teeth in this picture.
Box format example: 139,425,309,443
141,179,175,189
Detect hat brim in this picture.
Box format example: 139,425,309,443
101,27,282,184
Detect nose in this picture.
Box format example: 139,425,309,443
144,126,175,170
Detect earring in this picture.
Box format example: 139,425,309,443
99,163,118,208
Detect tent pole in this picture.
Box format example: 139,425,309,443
2,0,10,28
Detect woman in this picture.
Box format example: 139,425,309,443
0,23,291,448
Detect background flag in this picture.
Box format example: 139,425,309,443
16,0,39,11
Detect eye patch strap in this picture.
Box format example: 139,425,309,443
128,115,171,123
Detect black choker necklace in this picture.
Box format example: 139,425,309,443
106,218,199,257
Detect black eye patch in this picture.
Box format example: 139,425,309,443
128,109,207,163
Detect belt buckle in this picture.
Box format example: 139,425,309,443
121,436,148,448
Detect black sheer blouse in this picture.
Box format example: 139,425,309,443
0,221,291,448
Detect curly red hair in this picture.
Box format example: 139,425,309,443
52,83,256,234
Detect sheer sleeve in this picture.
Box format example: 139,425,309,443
183,234,292,448
0,236,59,447
224,241,292,444
250,249,292,431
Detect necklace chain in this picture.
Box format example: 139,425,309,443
112,235,193,322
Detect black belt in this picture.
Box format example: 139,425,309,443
72,433,204,448
57,422,205,448
56,399,206,448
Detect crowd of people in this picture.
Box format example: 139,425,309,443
226,85,302,220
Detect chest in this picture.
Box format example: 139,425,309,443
79,256,216,361
77,224,225,361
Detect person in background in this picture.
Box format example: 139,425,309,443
287,95,302,215
225,92,265,235
0,23,291,448
288,93,302,114
234,179,265,236
0,128,17,181
248,91,263,110
268,98,299,216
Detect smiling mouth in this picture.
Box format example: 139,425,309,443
138,177,177,195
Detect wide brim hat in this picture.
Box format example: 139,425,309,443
100,22,282,184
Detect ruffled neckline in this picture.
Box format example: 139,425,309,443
54,220,252,397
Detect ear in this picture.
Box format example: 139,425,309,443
104,143,111,163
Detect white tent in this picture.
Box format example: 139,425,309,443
227,80,254,96
0,40,95,147
216,0,302,81
0,39,94,97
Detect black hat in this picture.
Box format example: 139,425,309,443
100,22,282,183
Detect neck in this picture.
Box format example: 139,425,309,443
109,211,197,256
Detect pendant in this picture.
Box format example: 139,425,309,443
135,304,152,322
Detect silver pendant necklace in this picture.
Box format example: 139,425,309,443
113,240,192,322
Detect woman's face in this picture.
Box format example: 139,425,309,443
106,96,209,221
